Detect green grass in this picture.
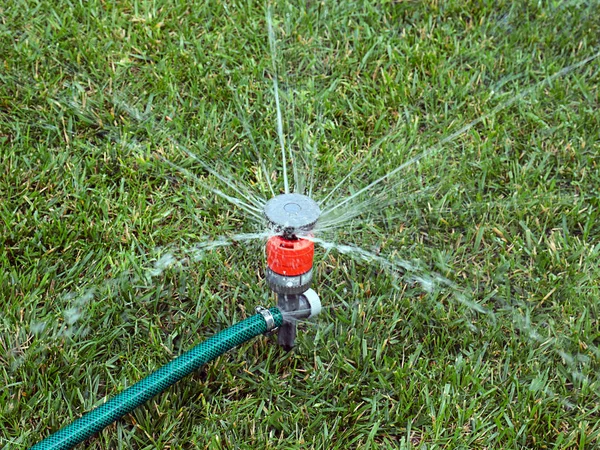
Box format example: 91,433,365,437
1,0,600,448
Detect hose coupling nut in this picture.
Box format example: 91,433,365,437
255,306,278,335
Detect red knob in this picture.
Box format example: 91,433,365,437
266,235,314,276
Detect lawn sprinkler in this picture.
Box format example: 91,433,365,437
30,194,323,450
264,193,321,351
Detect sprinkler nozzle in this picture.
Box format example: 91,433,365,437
264,193,320,238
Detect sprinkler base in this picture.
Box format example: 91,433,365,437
276,289,321,351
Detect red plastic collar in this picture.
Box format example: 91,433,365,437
266,235,314,276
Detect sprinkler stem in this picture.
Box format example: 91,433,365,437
277,294,299,351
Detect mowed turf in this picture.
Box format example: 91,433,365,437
1,1,600,448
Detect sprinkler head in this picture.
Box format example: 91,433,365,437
264,193,320,238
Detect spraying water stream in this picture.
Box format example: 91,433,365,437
86,35,600,368
14,3,600,446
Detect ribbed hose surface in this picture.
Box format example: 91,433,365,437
30,308,283,450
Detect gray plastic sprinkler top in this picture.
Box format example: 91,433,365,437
264,193,320,237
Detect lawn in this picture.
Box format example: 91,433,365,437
1,1,600,448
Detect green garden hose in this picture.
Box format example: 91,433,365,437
30,307,283,450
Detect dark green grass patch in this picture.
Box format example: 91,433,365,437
1,1,600,448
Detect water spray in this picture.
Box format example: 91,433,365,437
263,193,321,351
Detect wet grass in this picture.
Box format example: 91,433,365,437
2,0,600,448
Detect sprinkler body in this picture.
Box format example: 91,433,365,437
264,194,320,351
